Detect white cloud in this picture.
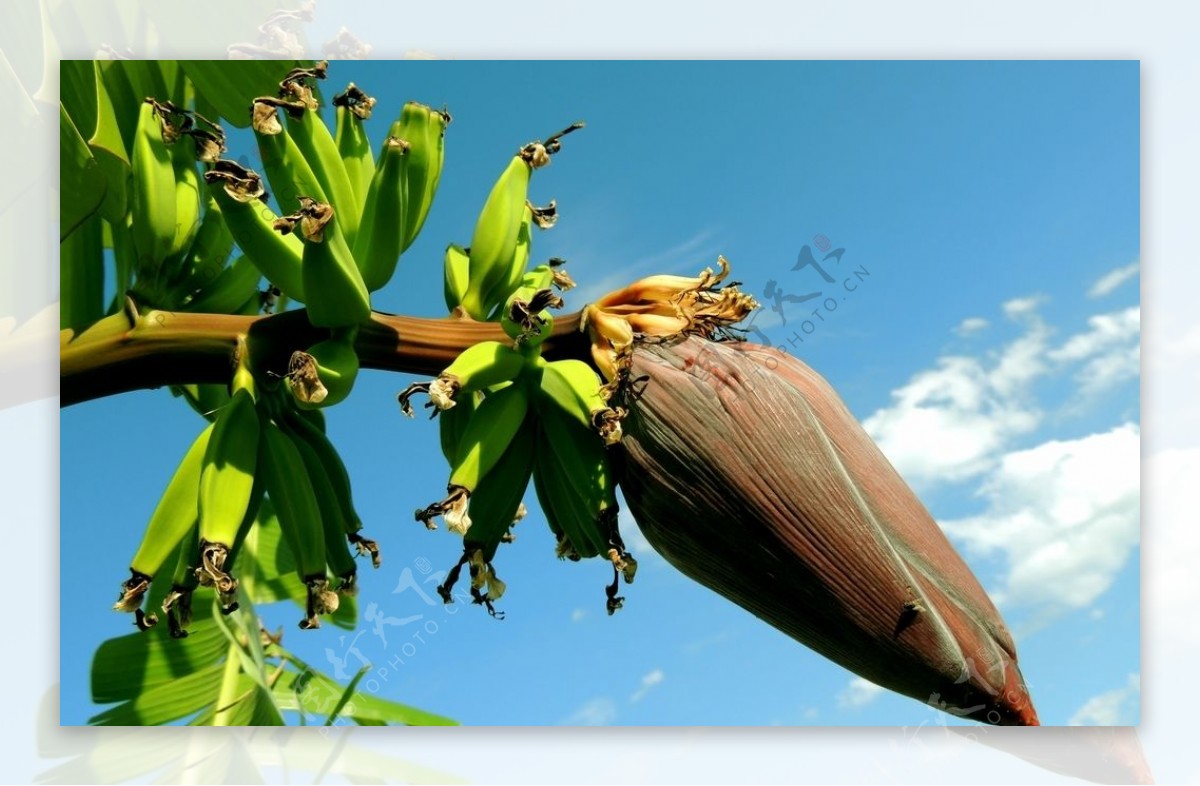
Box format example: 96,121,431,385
630,669,665,703
863,313,1046,485
954,317,989,336
1002,295,1045,319
1049,307,1141,395
1088,262,1140,298
864,299,1139,487
940,423,1140,619
837,677,884,710
570,608,587,623
1069,674,1140,725
563,697,617,726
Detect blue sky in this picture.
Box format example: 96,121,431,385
60,60,1139,727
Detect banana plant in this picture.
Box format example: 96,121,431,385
61,57,1041,727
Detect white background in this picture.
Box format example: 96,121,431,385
3,0,1192,782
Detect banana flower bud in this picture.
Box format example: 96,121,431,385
617,335,1039,726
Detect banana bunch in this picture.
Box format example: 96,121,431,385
447,122,582,320
195,64,455,411
113,339,382,635
402,314,635,616
392,101,450,254
128,97,235,304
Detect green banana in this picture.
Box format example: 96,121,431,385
205,461,267,616
393,102,449,252
252,99,328,215
461,155,532,319
195,364,260,608
532,430,607,560
353,136,410,292
537,357,625,445
173,383,231,422
287,104,361,247
416,381,531,534
418,340,527,414
180,255,262,314
130,99,177,274
520,264,554,292
279,198,371,328
169,194,235,295
281,405,380,567
334,83,377,205
533,388,637,607
481,205,533,320
500,286,563,347
259,419,338,629
443,243,470,314
164,136,202,275
114,422,215,620
522,259,575,295
280,419,358,594
438,389,479,464
285,326,360,409
205,172,306,302
161,522,201,638
463,411,536,563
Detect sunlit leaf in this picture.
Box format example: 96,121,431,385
59,103,106,240
60,214,105,331
179,60,306,128
273,649,457,726
90,600,224,704
88,662,224,725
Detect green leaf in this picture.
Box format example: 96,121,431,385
99,60,170,154
88,661,224,725
60,61,129,223
59,103,107,240
325,665,371,725
90,601,225,705
179,60,306,128
193,675,285,727
88,61,131,222
60,213,105,331
273,649,457,726
234,499,299,605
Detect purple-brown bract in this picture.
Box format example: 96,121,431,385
617,336,1039,725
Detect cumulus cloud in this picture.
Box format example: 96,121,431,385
837,677,884,710
563,697,617,726
1002,295,1045,319
1069,674,1140,725
1049,307,1141,395
954,317,989,336
1088,262,1140,298
863,306,1047,485
940,423,1140,619
630,669,665,703
863,298,1139,487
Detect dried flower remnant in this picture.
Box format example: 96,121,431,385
582,256,758,379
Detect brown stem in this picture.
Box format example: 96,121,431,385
59,307,589,407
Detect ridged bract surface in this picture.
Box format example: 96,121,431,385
618,336,1038,725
